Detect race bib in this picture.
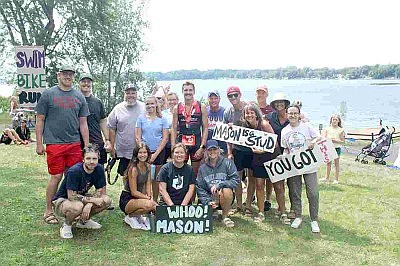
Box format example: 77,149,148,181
182,135,196,146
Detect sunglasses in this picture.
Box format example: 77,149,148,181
227,93,239,99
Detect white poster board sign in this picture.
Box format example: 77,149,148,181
212,122,278,153
264,139,338,183
15,46,46,108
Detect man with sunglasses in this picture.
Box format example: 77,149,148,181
207,90,227,154
171,81,208,176
223,86,249,213
36,64,90,225
107,84,145,177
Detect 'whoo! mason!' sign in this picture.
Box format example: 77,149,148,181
212,122,278,153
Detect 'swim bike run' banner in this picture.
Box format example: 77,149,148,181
264,139,338,183
15,46,46,108
153,205,212,234
212,122,278,153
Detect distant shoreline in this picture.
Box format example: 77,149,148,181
370,82,400,85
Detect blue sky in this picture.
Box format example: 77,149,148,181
140,0,400,72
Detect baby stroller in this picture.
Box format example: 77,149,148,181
355,127,395,165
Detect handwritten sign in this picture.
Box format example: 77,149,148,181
264,139,338,183
153,205,212,234
212,122,277,153
15,46,46,108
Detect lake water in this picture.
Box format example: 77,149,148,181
157,79,400,130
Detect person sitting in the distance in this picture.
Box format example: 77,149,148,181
16,119,36,144
157,143,196,206
119,143,157,230
52,144,111,239
0,128,23,145
196,140,239,227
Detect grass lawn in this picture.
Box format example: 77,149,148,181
0,144,399,265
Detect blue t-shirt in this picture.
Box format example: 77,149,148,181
53,162,106,200
207,106,227,153
136,114,169,152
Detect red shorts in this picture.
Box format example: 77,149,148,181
46,143,82,175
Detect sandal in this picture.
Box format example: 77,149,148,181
44,212,59,224
253,212,265,223
244,208,253,216
287,210,296,219
222,217,235,228
280,213,291,225
229,205,245,215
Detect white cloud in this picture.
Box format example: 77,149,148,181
140,0,400,71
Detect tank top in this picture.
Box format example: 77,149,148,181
177,101,202,136
123,165,149,195
326,126,344,148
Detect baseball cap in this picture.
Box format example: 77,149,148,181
125,83,139,91
79,73,93,81
256,85,268,92
59,64,75,73
206,139,219,150
208,90,220,98
226,86,241,95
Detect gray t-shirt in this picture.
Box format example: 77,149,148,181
223,103,250,152
107,101,145,159
36,86,89,144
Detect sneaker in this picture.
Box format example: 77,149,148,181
333,180,339,184
287,210,296,219
253,212,265,223
60,223,73,239
291,217,303,229
124,215,144,230
139,216,151,231
311,221,320,233
75,219,102,229
264,201,271,211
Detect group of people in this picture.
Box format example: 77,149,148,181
32,64,346,239
1,96,35,145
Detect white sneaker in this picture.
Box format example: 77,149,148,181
75,219,102,229
291,217,303,229
60,223,73,239
124,215,143,230
137,215,150,231
311,221,320,233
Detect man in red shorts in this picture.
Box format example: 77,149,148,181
36,64,89,224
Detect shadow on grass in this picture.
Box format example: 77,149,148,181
318,185,344,192
283,215,372,247
339,182,374,191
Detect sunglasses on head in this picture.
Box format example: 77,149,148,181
227,93,239,99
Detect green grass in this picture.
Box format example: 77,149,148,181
0,144,399,265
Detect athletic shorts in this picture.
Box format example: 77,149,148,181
98,147,107,165
52,197,67,217
233,149,253,171
46,143,82,175
117,157,130,176
119,190,134,215
164,147,172,163
152,149,166,166
185,145,203,163
252,165,270,179
335,147,342,156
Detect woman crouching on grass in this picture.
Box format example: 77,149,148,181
157,143,196,206
119,143,157,230
322,114,345,184
281,105,321,233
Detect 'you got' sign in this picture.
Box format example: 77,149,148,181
153,205,213,234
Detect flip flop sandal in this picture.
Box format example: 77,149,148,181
280,213,291,225
244,208,253,216
44,212,59,224
222,217,235,228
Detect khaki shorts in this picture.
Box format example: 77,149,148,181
52,198,68,217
